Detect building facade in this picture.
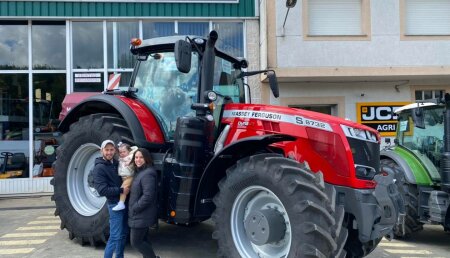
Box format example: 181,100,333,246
260,0,450,143
0,0,260,195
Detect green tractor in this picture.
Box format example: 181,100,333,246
381,94,450,238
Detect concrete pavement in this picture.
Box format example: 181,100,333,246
1,196,449,258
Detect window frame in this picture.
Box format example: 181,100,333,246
400,0,450,40
410,85,450,101
303,0,371,41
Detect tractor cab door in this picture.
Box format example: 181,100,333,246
132,49,244,142
132,51,200,140
397,107,444,181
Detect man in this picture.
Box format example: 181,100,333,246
93,139,130,258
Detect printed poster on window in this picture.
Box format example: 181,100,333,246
356,102,410,137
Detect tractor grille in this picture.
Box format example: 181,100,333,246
347,138,380,173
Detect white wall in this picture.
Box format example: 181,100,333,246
280,81,410,120
275,0,450,68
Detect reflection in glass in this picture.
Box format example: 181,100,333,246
0,74,30,179
32,74,65,177
178,22,209,37
143,22,175,39
0,23,28,70
415,91,422,101
107,22,139,69
117,22,139,69
213,22,244,57
107,23,113,68
72,22,103,69
32,23,66,70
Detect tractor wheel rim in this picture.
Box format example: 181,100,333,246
231,186,291,258
67,143,106,216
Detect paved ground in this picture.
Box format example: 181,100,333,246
0,196,449,258
0,196,216,258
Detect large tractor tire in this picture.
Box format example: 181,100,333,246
51,114,134,245
212,154,347,258
381,159,423,238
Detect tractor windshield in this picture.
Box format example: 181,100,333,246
397,106,444,173
132,50,243,140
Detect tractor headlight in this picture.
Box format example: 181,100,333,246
341,125,378,143
206,91,217,101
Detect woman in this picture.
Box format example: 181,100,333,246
128,148,159,258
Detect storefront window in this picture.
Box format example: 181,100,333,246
143,22,175,39
0,21,28,70
0,74,30,179
118,22,139,69
178,22,209,37
107,21,139,69
72,22,103,69
213,22,244,57
32,74,65,178
32,21,66,70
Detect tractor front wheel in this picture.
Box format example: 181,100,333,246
212,154,346,258
381,159,423,238
51,114,134,245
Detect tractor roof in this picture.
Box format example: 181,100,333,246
394,102,437,114
130,35,246,68
140,35,198,49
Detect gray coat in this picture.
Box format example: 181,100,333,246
128,166,158,228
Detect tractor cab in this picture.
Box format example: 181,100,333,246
128,34,246,141
394,102,443,181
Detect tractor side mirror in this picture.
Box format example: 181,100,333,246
412,108,425,129
175,40,192,73
267,71,279,98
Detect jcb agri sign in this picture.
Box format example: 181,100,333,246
356,102,410,137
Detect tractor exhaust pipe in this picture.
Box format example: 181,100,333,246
441,93,450,191
199,30,218,103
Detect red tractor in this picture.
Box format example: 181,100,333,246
52,31,402,258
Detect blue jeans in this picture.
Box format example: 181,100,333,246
104,202,129,258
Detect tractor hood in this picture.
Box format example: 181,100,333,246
222,103,380,143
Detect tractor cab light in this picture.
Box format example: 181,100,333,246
208,102,215,111
130,38,142,47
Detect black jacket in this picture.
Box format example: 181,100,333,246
128,166,158,228
93,157,122,204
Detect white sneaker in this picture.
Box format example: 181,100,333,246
112,201,125,211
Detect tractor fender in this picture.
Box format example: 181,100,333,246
381,150,417,184
59,94,164,148
194,134,296,217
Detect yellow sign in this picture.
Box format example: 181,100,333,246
356,102,410,136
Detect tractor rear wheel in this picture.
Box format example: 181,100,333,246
381,159,423,238
212,154,347,258
51,114,134,245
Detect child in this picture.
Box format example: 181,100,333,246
112,142,138,211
